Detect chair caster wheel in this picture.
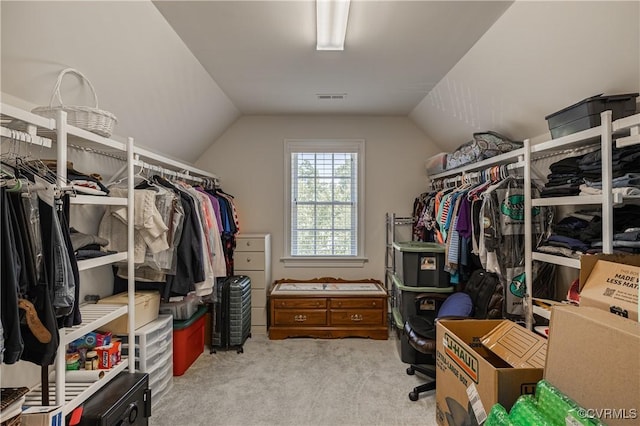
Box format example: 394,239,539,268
409,391,419,401
406,366,415,375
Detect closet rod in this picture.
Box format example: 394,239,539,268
133,146,218,181
431,161,524,189
465,161,523,180
1,125,52,148
67,143,127,162
134,159,211,184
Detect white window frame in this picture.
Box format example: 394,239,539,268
282,139,367,268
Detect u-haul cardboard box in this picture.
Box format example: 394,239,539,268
435,319,547,426
579,255,639,321
545,306,640,426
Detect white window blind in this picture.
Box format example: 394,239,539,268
283,139,365,264
291,152,357,256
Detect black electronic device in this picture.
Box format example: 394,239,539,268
70,372,151,425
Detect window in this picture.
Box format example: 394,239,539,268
283,139,366,267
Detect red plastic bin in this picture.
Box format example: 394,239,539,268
172,305,207,376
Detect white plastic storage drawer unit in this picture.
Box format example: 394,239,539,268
118,315,173,406
234,233,271,335
151,363,174,408
148,351,174,408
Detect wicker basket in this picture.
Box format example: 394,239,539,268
32,68,117,138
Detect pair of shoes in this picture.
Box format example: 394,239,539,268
18,299,52,343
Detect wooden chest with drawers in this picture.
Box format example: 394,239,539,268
268,277,388,340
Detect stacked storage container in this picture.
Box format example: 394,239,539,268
118,315,173,407
173,306,207,376
391,242,453,364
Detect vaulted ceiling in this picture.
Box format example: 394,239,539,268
153,1,512,116
1,1,638,163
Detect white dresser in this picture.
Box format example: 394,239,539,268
234,233,272,335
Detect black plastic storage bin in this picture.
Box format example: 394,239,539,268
393,241,449,287
391,274,454,364
545,93,638,139
391,273,453,321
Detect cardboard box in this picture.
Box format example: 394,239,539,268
579,256,639,321
95,340,122,369
97,291,160,334
480,321,547,369
545,306,640,426
435,319,546,426
22,406,63,426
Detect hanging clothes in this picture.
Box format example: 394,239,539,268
153,176,206,299
419,167,554,320
479,175,551,317
177,182,215,297
56,194,82,328
206,188,239,276
196,187,227,277
99,187,170,264
1,187,25,364
0,182,63,366
114,180,186,284
110,176,235,300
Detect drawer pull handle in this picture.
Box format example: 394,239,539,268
246,257,251,262
246,241,251,247
350,314,363,322
371,302,377,307
314,302,320,307
294,315,307,322
336,302,342,307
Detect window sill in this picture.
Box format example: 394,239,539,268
280,256,368,268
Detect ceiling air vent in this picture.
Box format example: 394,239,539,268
316,93,347,100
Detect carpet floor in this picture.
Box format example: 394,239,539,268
150,332,437,426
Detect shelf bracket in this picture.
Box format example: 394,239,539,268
616,125,640,148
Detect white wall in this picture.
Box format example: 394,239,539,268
411,0,640,149
195,115,441,283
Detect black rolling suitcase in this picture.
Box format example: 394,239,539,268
211,275,251,353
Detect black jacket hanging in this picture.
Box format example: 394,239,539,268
1,188,24,364
59,194,82,328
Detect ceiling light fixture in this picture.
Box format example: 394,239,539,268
316,0,351,51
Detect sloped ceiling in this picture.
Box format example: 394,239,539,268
410,0,640,147
1,1,639,163
153,0,513,115
0,0,239,163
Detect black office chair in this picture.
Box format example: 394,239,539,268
404,292,473,401
404,269,502,401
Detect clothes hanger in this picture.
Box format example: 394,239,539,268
107,162,146,188
134,163,163,191
0,166,22,191
1,131,70,202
